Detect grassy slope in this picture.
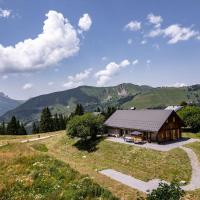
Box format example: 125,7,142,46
0,131,60,146
42,131,191,199
0,143,118,200
1,131,200,200
182,132,200,139
122,87,188,109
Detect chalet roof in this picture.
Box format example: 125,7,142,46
104,110,174,132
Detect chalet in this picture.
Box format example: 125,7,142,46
104,110,184,143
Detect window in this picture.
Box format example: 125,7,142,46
173,117,175,122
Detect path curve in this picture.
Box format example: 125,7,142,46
180,146,200,191
100,145,200,193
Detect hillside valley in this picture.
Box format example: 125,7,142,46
0,92,23,116
1,83,200,124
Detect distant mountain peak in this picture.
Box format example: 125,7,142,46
0,92,22,117
0,92,8,98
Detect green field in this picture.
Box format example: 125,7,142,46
0,131,200,200
0,143,118,200
122,87,188,109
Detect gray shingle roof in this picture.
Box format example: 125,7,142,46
104,110,173,132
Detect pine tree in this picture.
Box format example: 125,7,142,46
96,107,101,112
18,123,27,135
59,114,66,130
32,122,39,134
0,121,6,135
7,116,18,135
16,120,21,135
74,104,84,116
39,107,53,133
53,113,60,131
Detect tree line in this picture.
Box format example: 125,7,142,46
32,104,85,134
32,107,67,134
0,103,116,136
0,116,27,135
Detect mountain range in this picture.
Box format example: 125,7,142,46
0,92,23,117
1,83,200,124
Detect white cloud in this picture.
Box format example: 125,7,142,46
170,82,187,87
22,83,33,90
147,13,163,28
148,24,198,44
153,44,160,49
78,13,92,31
48,81,54,86
68,68,92,82
146,59,151,65
63,68,92,89
163,24,198,44
95,59,130,86
132,59,139,65
148,28,162,37
0,10,92,73
101,56,107,61
2,74,8,80
63,81,82,89
0,8,11,18
125,20,141,31
120,59,130,67
141,40,147,44
127,38,133,45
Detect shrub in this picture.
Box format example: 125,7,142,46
147,181,184,200
66,113,105,141
178,106,200,133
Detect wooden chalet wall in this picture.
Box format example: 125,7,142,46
157,111,183,143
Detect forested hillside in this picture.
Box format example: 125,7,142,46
1,83,200,123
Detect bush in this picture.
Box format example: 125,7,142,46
147,181,184,200
66,113,105,141
178,106,200,133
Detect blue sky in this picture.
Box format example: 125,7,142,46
0,0,200,100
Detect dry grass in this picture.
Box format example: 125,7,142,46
0,142,118,200
0,131,61,147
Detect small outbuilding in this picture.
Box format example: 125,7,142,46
104,109,184,143
165,105,183,112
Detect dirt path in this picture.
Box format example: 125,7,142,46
20,134,59,143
